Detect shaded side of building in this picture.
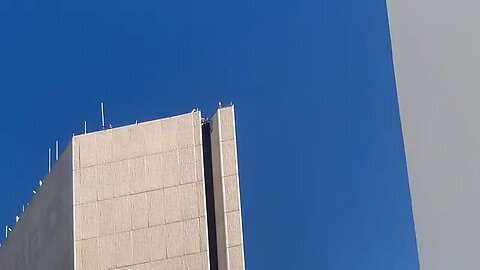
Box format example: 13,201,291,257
0,144,74,270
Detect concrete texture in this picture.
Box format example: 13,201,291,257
210,106,245,270
0,108,245,270
0,144,74,270
387,1,480,269
73,111,210,270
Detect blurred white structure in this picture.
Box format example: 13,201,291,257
387,1,480,269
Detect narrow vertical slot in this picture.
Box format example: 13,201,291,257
202,121,219,270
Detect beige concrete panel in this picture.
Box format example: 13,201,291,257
112,126,131,162
112,160,130,197
165,257,187,270
210,112,220,151
199,216,209,252
129,157,147,195
166,222,185,258
179,147,196,185
145,154,163,191
194,145,204,182
185,252,209,270
178,112,195,149
98,235,116,270
219,107,236,142
73,169,82,204
226,211,242,247
147,189,166,226
144,260,165,270
160,117,179,152
74,137,81,171
162,150,180,188
181,183,199,220
184,218,201,255
214,196,227,263
98,199,115,236
193,111,202,147
75,202,98,240
115,231,133,268
73,169,87,205
211,148,222,186
211,110,228,270
96,130,113,165
132,228,151,265
131,193,149,230
114,196,132,233
227,246,245,270
129,123,148,158
132,264,148,270
75,166,97,205
210,106,245,270
77,134,97,168
150,225,167,261
224,175,240,213
196,181,207,218
144,120,163,156
164,187,182,223
97,163,114,201
75,238,99,270
221,140,238,177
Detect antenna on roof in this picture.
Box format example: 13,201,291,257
55,140,59,161
15,216,19,223
33,190,36,195
5,226,11,239
84,121,87,134
22,205,25,212
48,148,51,173
101,102,106,130
39,180,43,187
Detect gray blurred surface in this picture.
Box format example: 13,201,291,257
387,1,480,269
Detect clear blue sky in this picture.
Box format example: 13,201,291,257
0,0,418,269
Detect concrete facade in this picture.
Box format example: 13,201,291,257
0,107,245,270
0,144,74,270
210,107,245,270
387,1,480,269
73,112,210,270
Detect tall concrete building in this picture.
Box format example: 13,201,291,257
387,0,480,269
0,106,245,270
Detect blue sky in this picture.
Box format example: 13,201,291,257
0,0,418,269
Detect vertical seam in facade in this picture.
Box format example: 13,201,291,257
230,106,246,254
216,110,229,269
72,137,77,269
202,121,219,270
